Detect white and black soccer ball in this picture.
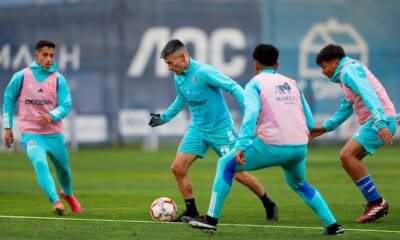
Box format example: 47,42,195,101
150,197,177,222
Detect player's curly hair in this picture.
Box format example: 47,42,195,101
252,44,279,66
316,44,345,66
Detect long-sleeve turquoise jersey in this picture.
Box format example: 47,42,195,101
2,61,72,129
322,56,388,132
235,69,314,151
160,58,245,133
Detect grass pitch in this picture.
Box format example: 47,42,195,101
1,145,399,239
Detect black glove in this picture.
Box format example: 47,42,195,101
149,113,165,127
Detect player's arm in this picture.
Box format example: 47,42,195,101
343,64,393,145
48,74,72,122
322,96,353,132
235,80,261,151
202,66,245,112
149,82,188,127
310,96,353,139
160,93,187,123
299,88,314,131
2,71,24,129
342,64,387,130
2,71,24,147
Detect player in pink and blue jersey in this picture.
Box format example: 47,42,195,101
183,44,343,236
2,40,82,215
311,44,397,223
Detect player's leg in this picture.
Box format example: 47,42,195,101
282,147,343,235
209,130,278,221
344,118,397,223
47,134,82,213
22,134,65,215
185,149,237,231
171,127,205,221
186,137,285,231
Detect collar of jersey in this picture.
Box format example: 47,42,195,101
330,56,351,83
260,68,276,74
182,58,195,76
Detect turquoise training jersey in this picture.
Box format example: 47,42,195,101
235,69,314,151
160,58,245,133
323,56,388,132
2,61,72,129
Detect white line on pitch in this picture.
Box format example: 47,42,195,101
0,215,399,234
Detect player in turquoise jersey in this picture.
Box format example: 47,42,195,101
311,44,397,223
149,39,278,222
2,40,82,215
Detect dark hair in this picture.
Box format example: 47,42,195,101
252,44,279,66
35,40,56,50
316,44,345,66
160,39,186,58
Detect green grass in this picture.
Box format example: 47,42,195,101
1,145,400,239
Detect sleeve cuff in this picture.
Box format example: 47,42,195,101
322,122,334,132
375,121,387,131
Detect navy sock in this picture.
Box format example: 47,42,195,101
259,192,274,208
356,175,381,203
184,198,199,215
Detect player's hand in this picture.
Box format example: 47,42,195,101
4,128,14,148
36,112,53,126
378,127,394,146
149,113,164,127
235,150,246,167
309,127,326,140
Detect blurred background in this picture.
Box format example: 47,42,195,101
0,0,399,150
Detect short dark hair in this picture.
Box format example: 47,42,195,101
316,44,345,66
35,40,56,50
160,39,186,58
252,44,279,66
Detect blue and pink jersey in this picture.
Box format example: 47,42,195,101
236,69,313,150
322,56,396,131
2,61,71,134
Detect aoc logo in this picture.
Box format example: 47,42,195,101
127,27,247,78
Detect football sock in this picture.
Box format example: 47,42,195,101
260,192,274,208
184,198,199,215
206,215,218,226
356,175,381,203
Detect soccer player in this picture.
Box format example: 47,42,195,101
149,39,278,222
310,44,397,223
183,44,343,235
2,40,82,215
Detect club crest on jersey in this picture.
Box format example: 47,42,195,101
47,82,56,92
191,76,198,84
275,82,291,94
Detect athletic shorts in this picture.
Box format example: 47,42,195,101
352,116,397,155
178,126,236,158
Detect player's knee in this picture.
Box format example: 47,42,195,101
170,163,186,177
233,172,244,183
339,150,352,165
33,159,48,173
